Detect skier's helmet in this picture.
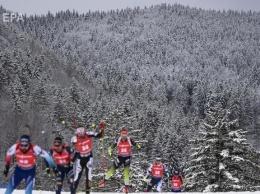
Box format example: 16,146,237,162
76,127,85,136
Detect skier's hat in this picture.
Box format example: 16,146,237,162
121,128,128,137
20,134,31,143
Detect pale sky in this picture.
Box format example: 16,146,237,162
0,0,260,16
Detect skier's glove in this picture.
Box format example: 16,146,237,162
183,178,189,183
3,165,9,177
164,177,169,183
136,144,141,149
143,176,148,182
108,152,113,157
64,161,74,168
53,167,59,175
45,167,50,175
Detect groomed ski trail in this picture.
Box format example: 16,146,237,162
1,190,260,194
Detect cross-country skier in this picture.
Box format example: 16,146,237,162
71,123,105,194
98,128,141,194
45,137,76,194
170,169,183,192
144,157,169,192
3,134,56,194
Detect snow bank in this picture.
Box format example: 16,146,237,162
0,190,260,194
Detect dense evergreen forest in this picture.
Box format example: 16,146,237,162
0,3,260,192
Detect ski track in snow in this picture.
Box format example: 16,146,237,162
1,190,260,194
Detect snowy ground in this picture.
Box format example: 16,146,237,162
0,190,260,194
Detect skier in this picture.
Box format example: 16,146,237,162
98,128,141,194
45,137,76,194
3,134,56,194
144,157,169,192
71,123,105,194
170,169,183,192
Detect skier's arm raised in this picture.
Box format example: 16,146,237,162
86,123,105,138
86,131,103,138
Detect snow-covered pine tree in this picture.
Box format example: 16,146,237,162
185,93,260,192
32,80,49,109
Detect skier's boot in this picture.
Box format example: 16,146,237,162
124,185,129,194
98,179,106,187
86,180,91,194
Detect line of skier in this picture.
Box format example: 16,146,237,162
144,158,184,192
3,122,184,194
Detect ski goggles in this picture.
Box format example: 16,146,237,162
20,143,29,148
20,138,30,143
155,157,161,161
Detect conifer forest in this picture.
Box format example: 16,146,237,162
0,3,260,192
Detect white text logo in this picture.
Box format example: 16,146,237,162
3,13,25,22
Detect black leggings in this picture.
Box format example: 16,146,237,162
56,167,75,194
73,156,93,192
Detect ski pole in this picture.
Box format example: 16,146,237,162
71,117,78,129
99,123,106,175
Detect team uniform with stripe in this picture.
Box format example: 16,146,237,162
4,143,55,194
46,145,75,194
105,137,138,187
146,161,169,192
71,129,102,193
171,175,183,192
